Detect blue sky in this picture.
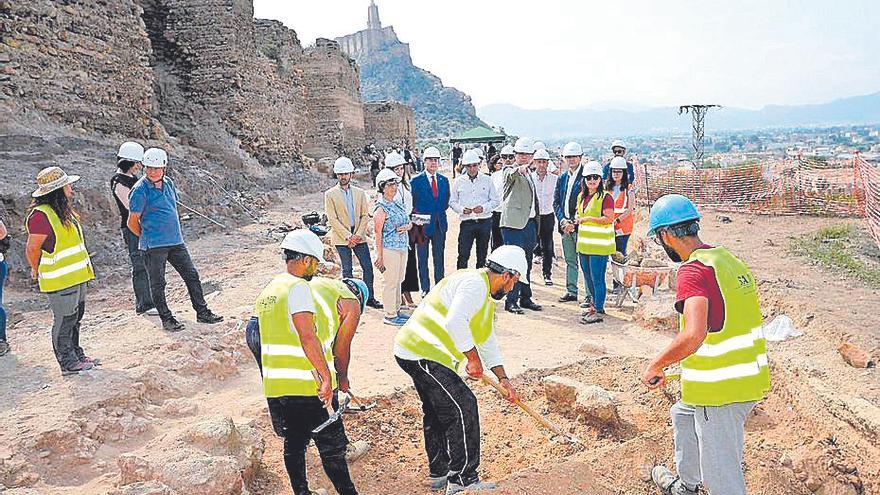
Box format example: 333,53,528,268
253,0,880,110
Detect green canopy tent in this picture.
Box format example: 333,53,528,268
449,126,507,144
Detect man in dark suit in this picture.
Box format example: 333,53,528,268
410,146,450,295
553,142,585,303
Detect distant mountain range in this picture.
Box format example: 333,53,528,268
478,92,880,138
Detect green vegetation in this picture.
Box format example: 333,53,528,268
789,224,880,288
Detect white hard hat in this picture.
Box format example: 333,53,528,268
280,229,326,263
500,144,515,155
117,141,145,162
333,156,355,174
513,137,534,154
533,149,550,161
423,146,442,159
562,142,583,157
611,139,626,150
142,147,168,168
462,149,481,166
486,245,529,284
384,151,406,168
610,156,628,170
582,160,603,177
375,168,399,188
533,141,546,150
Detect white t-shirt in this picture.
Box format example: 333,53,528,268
394,271,504,369
287,281,317,334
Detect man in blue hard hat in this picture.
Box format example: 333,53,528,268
641,194,770,495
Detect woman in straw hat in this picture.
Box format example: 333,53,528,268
25,166,97,375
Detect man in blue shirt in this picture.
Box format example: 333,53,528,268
127,148,223,332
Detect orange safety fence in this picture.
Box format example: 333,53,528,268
630,153,879,248
854,152,880,249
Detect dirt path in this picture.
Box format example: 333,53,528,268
1,174,877,494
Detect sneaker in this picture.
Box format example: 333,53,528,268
82,356,102,366
383,316,405,327
345,440,371,463
366,298,384,309
558,293,578,303
196,311,224,324
651,466,699,495
61,360,95,376
136,306,159,316
533,255,542,265
428,475,448,490
446,480,497,494
580,313,603,324
397,311,411,320
162,317,186,332
544,276,553,286
0,340,9,356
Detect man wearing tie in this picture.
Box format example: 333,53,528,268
499,138,543,314
553,142,585,303
450,149,500,269
410,146,451,295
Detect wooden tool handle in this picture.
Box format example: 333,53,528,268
480,375,566,436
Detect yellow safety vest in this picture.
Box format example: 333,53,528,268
394,269,495,372
680,247,771,406
576,191,616,255
27,205,95,293
256,273,339,398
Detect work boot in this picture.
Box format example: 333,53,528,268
162,317,186,332
61,360,94,376
345,440,371,463
446,480,497,494
558,293,578,303
0,340,9,357
197,310,224,324
427,475,447,490
651,466,699,495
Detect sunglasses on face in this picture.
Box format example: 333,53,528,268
585,174,601,181
501,155,514,159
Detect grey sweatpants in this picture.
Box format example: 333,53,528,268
671,400,757,495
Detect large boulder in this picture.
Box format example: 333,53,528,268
117,417,264,495
542,376,620,428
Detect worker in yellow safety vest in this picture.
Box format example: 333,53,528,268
253,229,359,495
394,245,527,495
642,194,770,495
25,167,97,376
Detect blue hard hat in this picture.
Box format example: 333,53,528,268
648,194,701,237
343,278,370,313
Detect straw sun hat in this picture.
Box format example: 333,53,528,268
32,166,80,198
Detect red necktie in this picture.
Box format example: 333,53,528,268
431,175,438,198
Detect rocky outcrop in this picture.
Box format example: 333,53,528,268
336,3,487,139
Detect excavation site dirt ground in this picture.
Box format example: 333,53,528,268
1,171,878,494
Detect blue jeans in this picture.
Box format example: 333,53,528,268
0,260,7,341
417,228,446,293
335,242,375,301
501,218,537,305
579,254,608,312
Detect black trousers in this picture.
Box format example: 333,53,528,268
246,318,357,495
536,213,556,278
490,211,503,252
144,244,208,321
456,218,492,269
396,357,481,487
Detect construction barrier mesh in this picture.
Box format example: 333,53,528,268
630,153,879,249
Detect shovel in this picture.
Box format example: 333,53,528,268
480,375,580,444
345,392,377,413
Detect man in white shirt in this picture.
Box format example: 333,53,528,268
531,149,558,286
393,246,525,495
450,150,500,269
